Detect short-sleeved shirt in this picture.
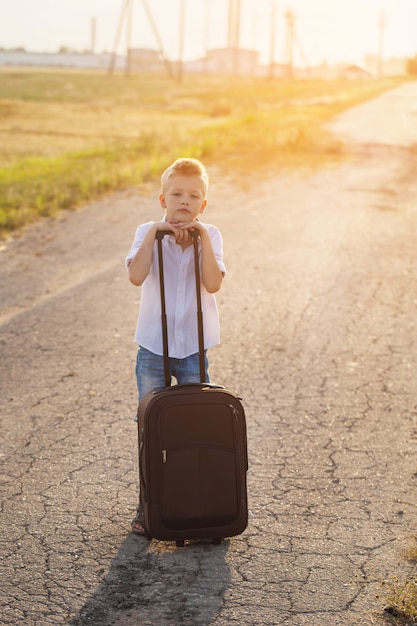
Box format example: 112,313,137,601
126,220,226,358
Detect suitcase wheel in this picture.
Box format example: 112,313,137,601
213,538,223,545
176,539,185,547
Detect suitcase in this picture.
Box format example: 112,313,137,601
137,230,248,546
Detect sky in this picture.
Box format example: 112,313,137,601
0,0,416,67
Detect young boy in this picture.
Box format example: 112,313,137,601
125,157,225,535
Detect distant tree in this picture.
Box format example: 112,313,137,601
406,55,417,76
57,46,79,54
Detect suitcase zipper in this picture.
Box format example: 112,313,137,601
162,449,167,463
230,404,239,421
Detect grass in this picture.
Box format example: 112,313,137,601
0,67,409,236
383,539,417,623
383,577,417,623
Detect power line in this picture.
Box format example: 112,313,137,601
108,0,175,77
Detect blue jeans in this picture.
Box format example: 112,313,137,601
135,346,210,402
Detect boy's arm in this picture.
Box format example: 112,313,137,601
128,222,178,286
195,226,224,294
127,224,157,286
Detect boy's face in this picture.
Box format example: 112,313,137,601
159,174,207,223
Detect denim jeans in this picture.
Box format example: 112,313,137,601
135,346,210,402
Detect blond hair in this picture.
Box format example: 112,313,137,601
161,158,209,198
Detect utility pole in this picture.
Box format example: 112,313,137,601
91,17,96,54
125,0,133,76
251,8,258,76
141,0,175,78
294,29,309,74
228,0,241,75
178,0,186,82
228,0,236,48
108,0,175,78
204,0,212,74
108,0,130,74
269,1,277,79
378,9,385,79
285,9,294,78
234,0,241,74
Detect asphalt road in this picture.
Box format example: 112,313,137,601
1,81,417,626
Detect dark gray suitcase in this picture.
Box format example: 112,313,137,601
137,230,248,545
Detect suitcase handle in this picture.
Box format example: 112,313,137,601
154,382,225,394
156,229,205,386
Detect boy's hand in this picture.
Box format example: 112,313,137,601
166,219,207,243
153,220,183,239
162,220,223,292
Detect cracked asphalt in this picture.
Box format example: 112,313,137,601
1,81,417,626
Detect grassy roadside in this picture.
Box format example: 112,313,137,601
0,68,408,236
382,540,417,623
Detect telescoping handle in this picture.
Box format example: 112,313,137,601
156,230,206,386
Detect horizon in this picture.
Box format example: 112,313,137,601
0,0,416,68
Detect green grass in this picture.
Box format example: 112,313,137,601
383,577,417,622
382,539,417,623
0,137,171,227
0,67,408,236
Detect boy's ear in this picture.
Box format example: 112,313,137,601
159,193,166,208
199,199,207,213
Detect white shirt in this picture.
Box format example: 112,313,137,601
126,220,226,358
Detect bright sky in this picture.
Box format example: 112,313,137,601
0,0,416,67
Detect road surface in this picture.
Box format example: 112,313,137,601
1,81,417,625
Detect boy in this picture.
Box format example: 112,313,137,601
126,157,225,535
